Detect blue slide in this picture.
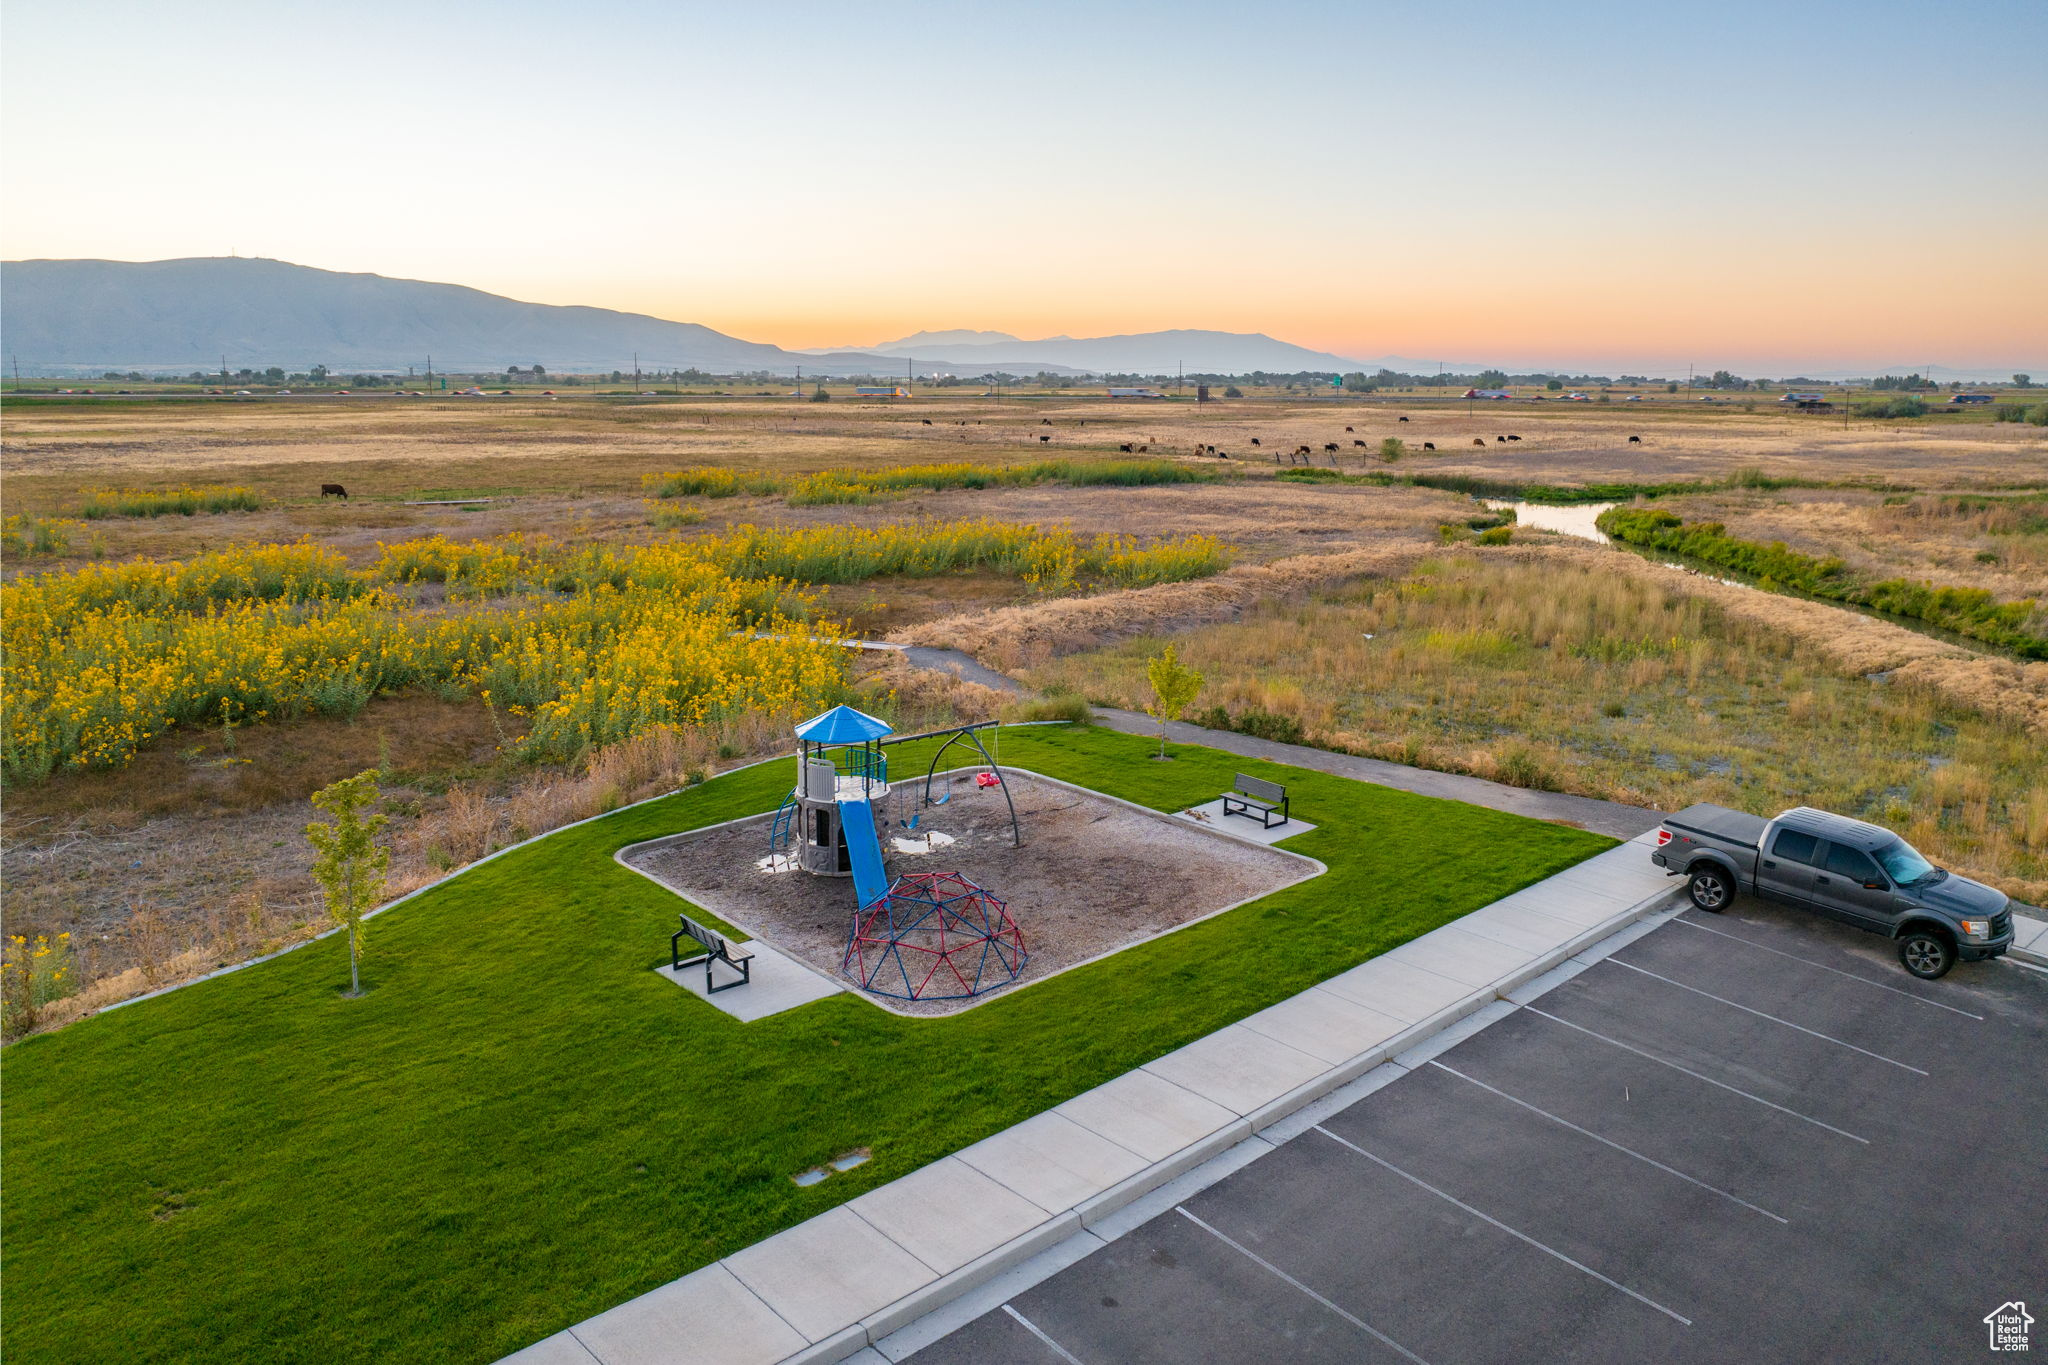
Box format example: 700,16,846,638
838,799,893,909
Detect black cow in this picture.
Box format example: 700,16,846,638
1506,434,1521,441
1422,442,1436,451
1039,434,1051,443
921,418,932,425
1629,435,1643,443
1353,440,1367,448
1495,436,1507,443
320,483,348,499
1398,416,1410,422
1345,426,1354,433
1041,418,1052,425
1250,438,1261,446
1119,443,1133,452
1323,442,1339,454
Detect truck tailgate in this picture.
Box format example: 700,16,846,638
1662,803,1767,848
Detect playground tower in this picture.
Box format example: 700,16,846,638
786,705,893,877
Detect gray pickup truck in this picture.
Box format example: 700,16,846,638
1653,804,2013,979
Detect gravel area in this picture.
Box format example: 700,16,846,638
625,769,1315,1014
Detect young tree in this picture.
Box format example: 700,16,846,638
1144,644,1204,759
306,771,390,996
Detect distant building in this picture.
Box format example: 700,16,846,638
853,385,911,398
1106,386,1167,400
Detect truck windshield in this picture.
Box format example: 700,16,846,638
1874,838,1939,885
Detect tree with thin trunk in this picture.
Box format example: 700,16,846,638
306,771,390,997
1144,644,1204,759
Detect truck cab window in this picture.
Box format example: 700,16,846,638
1771,829,1821,865
1824,843,1882,884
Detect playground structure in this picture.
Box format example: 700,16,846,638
771,706,1027,1001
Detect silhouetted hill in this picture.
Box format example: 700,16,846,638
0,257,906,375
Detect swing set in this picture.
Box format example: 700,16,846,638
882,719,1020,846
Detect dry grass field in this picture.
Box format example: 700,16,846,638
3,392,2044,1026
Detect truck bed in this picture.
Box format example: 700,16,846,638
1662,803,1767,849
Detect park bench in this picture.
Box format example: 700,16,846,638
1221,773,1290,829
670,912,755,993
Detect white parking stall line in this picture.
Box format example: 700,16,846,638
1428,1060,1789,1224
1604,959,1929,1074
1521,1005,1870,1143
1670,917,1985,1019
1312,1127,1693,1327
1174,1207,1432,1365
1001,1304,1087,1365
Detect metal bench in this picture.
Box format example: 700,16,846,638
1221,773,1290,829
670,912,755,993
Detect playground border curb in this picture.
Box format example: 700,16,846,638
610,765,1326,1019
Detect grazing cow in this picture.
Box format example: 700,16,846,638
1345,426,1354,433
1473,439,1487,448
1323,442,1339,454
1205,444,1217,454
1119,443,1133,453
1495,436,1507,443
1506,434,1521,441
1250,438,1261,446
1628,435,1642,443
1137,445,1148,452
921,418,932,425
1398,416,1410,423
1216,450,1230,459
1353,439,1367,448
1422,442,1436,451
1041,418,1052,425
320,483,348,499
1039,434,1051,443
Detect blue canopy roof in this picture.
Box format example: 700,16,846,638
795,704,893,744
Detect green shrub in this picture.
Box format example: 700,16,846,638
1475,526,1513,545
1379,437,1405,463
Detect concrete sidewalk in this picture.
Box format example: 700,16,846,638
2010,908,2048,967
503,835,1684,1365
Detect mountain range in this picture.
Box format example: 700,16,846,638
0,258,1378,378
4,258,2034,381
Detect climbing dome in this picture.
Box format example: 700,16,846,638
842,871,1027,1001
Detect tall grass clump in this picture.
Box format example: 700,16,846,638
74,485,261,518
0,515,87,559
649,458,1213,507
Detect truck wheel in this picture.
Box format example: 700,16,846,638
1687,867,1732,912
1898,931,1955,980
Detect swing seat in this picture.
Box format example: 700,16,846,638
929,792,951,806
975,772,1000,788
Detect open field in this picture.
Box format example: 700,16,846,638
3,393,2043,1020
1021,552,2048,902
0,724,1608,1365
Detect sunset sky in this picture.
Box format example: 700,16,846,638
5,0,2044,372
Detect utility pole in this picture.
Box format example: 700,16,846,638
1177,362,1183,397
221,354,229,385
633,352,640,389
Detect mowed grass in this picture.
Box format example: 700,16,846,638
0,723,1609,1364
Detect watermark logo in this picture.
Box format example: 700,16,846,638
1984,1302,2033,1352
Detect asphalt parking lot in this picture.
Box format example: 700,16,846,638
904,899,2048,1364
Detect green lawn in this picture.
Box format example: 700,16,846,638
0,724,1611,1364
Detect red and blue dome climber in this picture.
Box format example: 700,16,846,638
843,871,1027,1001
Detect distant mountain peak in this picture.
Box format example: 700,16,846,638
873,328,1025,350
